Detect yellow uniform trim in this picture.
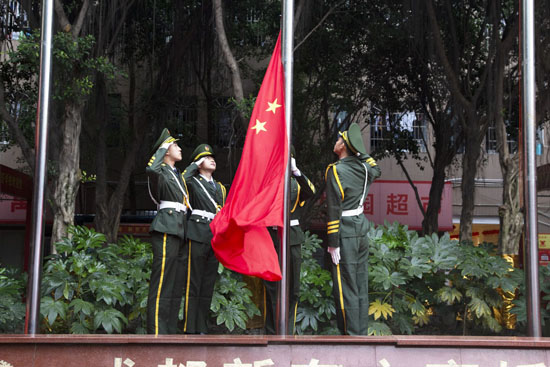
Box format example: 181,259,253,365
163,137,177,145
339,131,358,154
181,173,189,195
336,264,347,333
194,151,214,161
307,178,316,194
154,233,168,336
292,301,298,334
327,229,339,234
325,164,334,181
219,183,227,205
327,225,339,231
332,166,345,200
291,184,301,213
183,240,192,332
327,220,340,225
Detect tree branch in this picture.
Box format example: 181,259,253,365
294,0,345,52
425,0,470,111
72,0,90,38
54,0,71,33
0,76,35,171
213,0,244,103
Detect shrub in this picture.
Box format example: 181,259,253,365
0,267,26,333
40,226,151,333
295,231,337,335
367,221,519,335
210,265,261,333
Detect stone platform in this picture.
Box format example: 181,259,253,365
1,335,550,367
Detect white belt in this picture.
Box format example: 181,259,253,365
159,201,187,213
342,206,363,217
290,219,300,226
192,209,216,220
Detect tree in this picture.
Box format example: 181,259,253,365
0,0,118,248
424,0,512,242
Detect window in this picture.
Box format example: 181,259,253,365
0,121,9,145
174,97,198,145
486,123,497,153
211,97,234,148
1,1,27,41
369,111,427,152
485,121,519,154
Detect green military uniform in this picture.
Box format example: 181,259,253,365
325,123,381,335
182,144,226,334
146,129,189,335
263,153,316,334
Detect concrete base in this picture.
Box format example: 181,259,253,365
1,335,550,367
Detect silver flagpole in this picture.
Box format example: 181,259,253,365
25,0,54,335
522,0,541,337
280,0,294,335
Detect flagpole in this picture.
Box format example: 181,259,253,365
25,0,54,335
280,0,294,335
521,0,541,337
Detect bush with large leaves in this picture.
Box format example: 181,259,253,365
40,226,151,333
367,222,520,335
295,232,337,335
0,267,26,333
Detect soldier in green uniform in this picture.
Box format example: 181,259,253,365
263,147,316,334
325,123,381,335
182,144,226,334
146,128,190,335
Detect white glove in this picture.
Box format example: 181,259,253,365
160,142,172,150
290,157,301,176
327,246,341,265
195,157,206,167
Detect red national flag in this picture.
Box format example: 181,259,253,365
210,34,287,281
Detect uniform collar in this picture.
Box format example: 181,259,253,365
199,173,214,183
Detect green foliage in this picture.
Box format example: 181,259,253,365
0,267,26,333
511,264,550,331
295,232,337,335
40,226,151,334
211,265,261,332
0,30,117,151
367,222,519,335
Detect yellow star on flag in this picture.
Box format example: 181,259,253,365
251,119,267,134
266,98,282,114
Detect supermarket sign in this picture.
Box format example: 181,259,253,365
363,180,453,231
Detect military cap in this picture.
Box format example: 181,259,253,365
190,143,215,162
152,128,178,152
339,122,366,155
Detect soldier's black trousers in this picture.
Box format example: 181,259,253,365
263,244,302,334
331,235,369,335
147,232,186,335
182,239,219,334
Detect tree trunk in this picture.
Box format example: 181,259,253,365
498,157,523,254
50,102,83,249
423,158,448,235
213,0,244,104
93,60,141,243
493,21,523,255
459,119,483,242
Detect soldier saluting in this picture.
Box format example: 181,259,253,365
146,128,189,335
182,144,227,334
325,122,381,335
